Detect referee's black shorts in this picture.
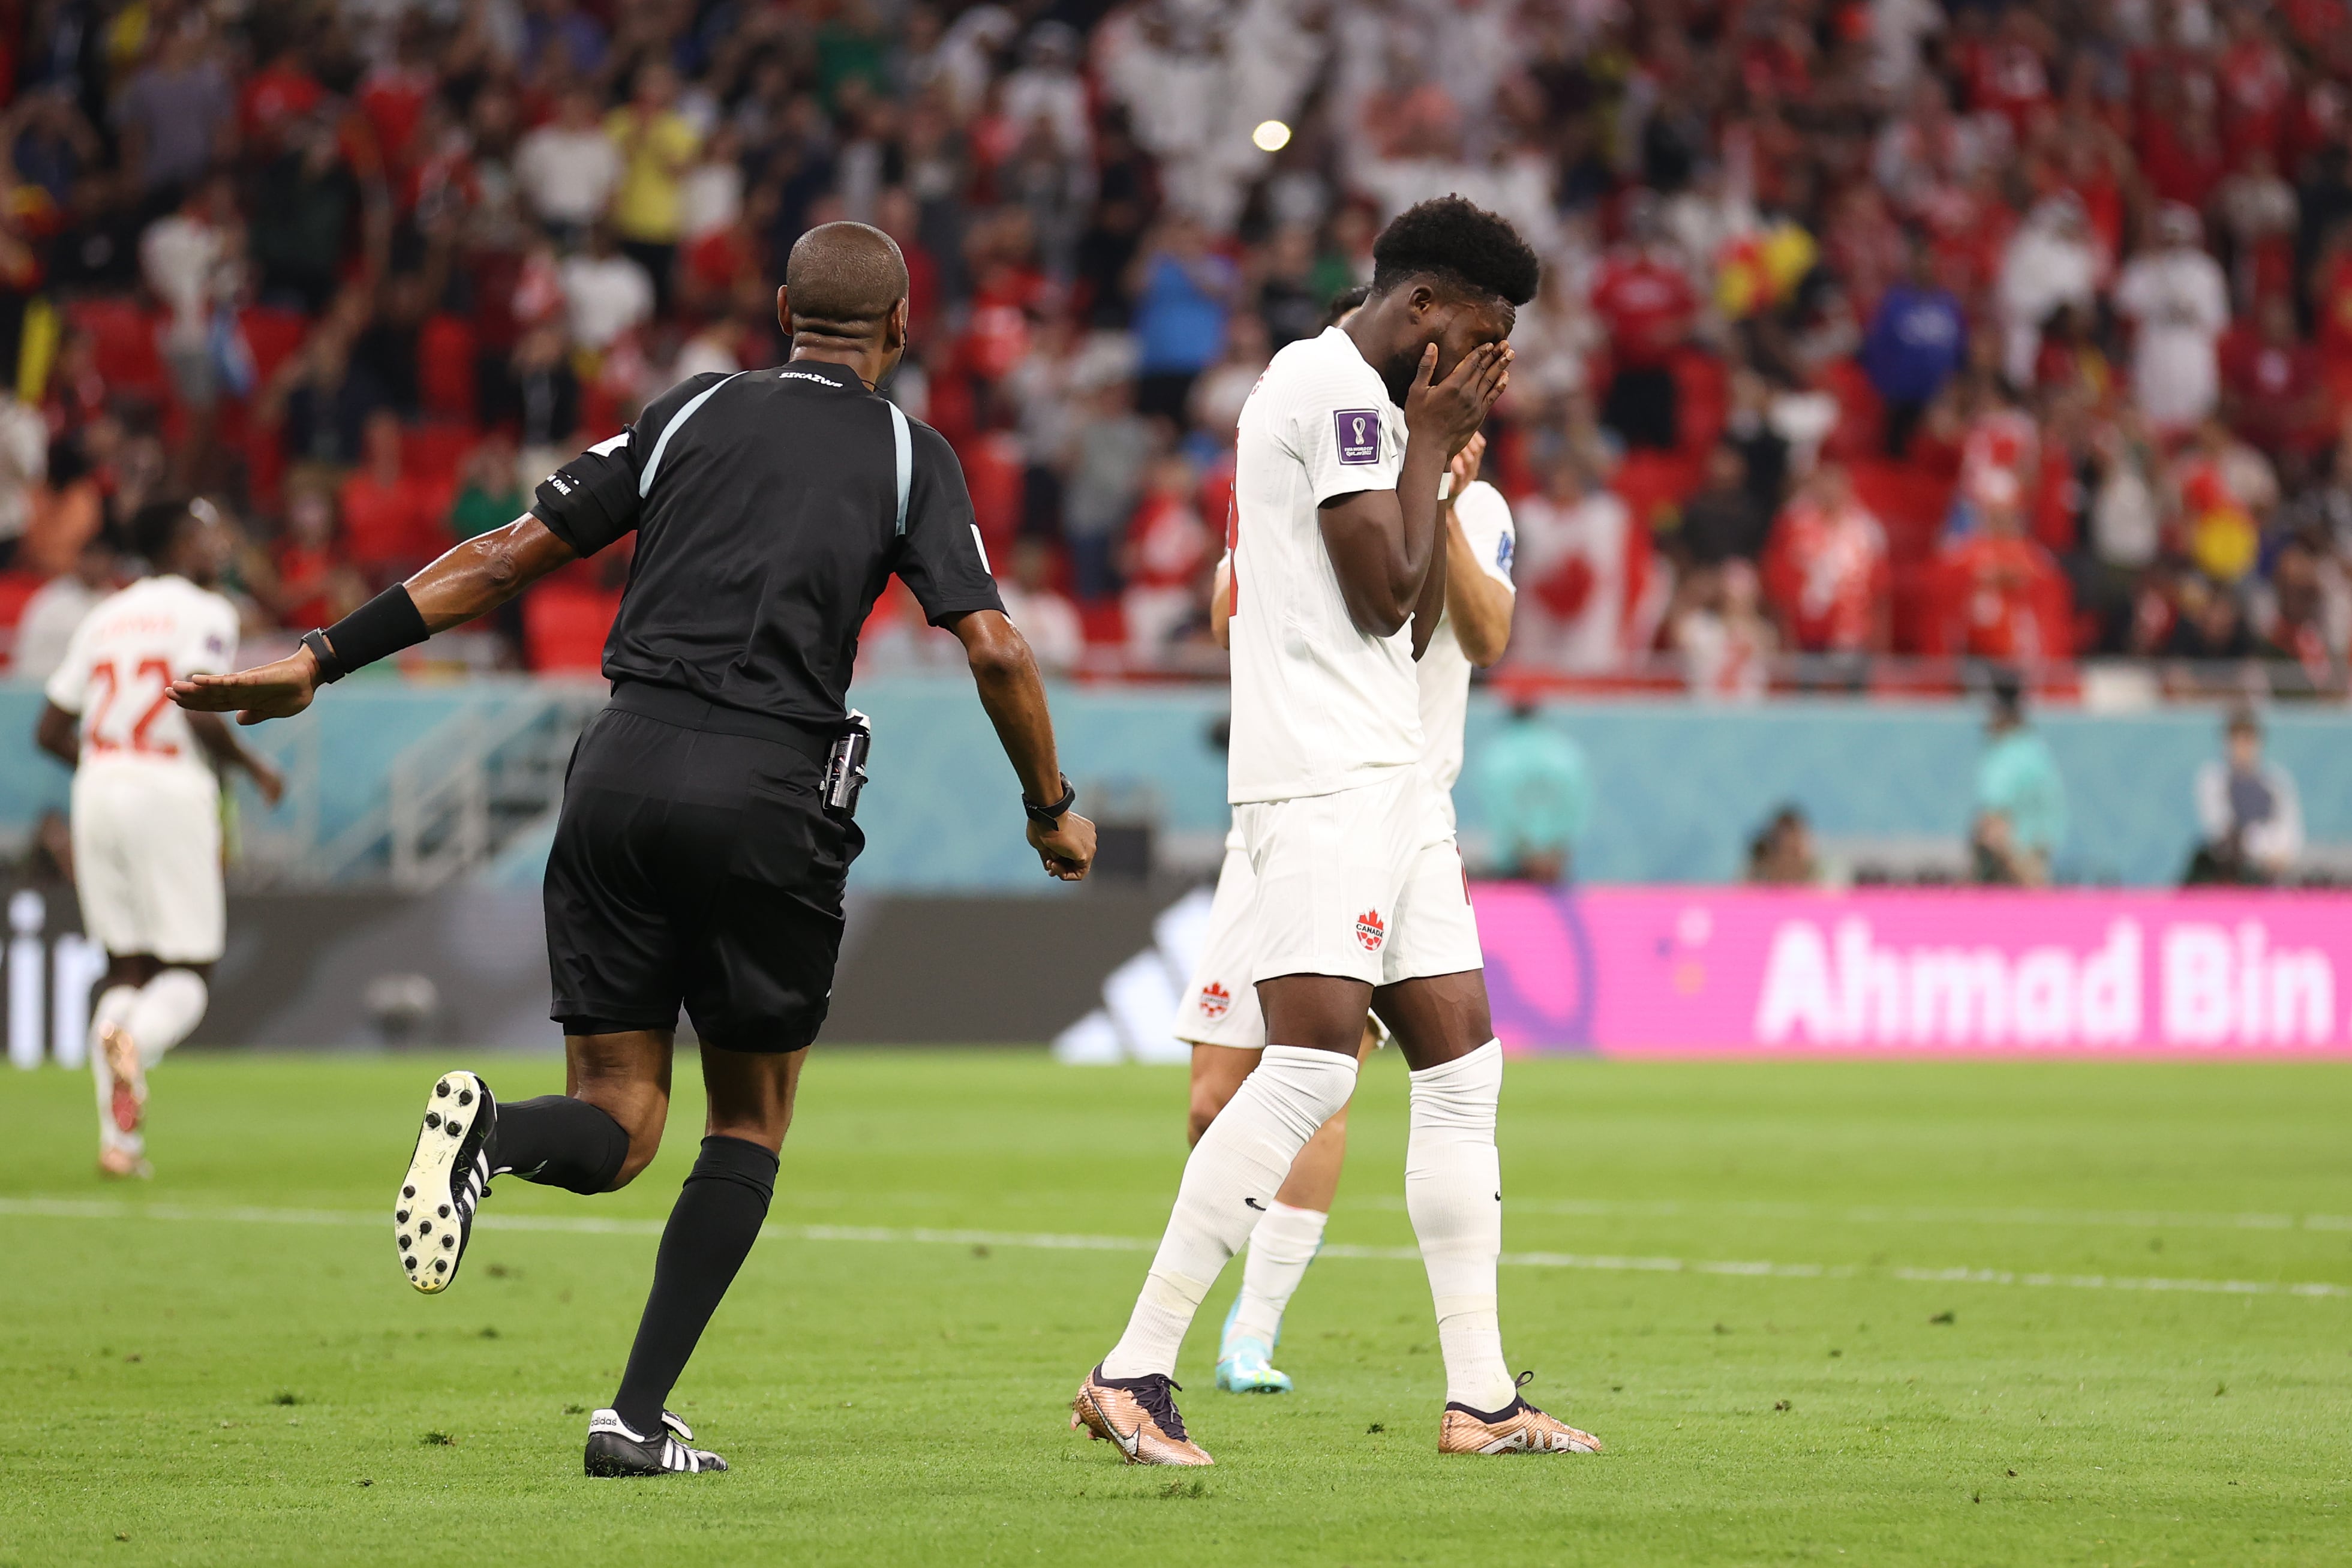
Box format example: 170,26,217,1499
543,683,864,1053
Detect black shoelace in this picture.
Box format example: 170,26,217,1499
1134,1375,1190,1441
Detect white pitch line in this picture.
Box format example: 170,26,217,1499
1358,1194,2352,1234
2,1197,2344,1300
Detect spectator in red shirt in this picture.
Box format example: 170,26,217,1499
1591,194,1697,450
1932,489,2072,660
337,410,446,587
1762,463,1892,658
2224,295,2326,459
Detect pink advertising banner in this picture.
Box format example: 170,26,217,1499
1473,885,2352,1056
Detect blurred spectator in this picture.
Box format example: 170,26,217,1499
1996,195,2099,392
560,227,655,353
1061,377,1153,600
1122,451,1213,655
1674,558,1776,702
2221,296,2323,459
449,432,524,542
1745,804,1819,885
1970,675,2066,886
1762,464,1891,661
142,175,247,416
1130,211,1238,421
2114,206,2231,434
516,86,621,243
338,411,444,586
2186,705,2303,884
1513,453,1663,673
1474,694,1592,884
500,325,583,494
1930,493,2071,660
1591,196,1695,450
1678,443,1770,566
250,113,363,314
112,20,230,206
262,317,385,470
13,536,113,681
1859,244,1964,455
605,64,700,308
1187,312,1269,446
266,476,366,630
0,395,48,561
999,538,1084,674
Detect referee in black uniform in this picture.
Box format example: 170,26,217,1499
174,222,1097,1477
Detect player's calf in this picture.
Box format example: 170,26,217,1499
395,1071,498,1294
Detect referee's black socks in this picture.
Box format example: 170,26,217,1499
492,1096,631,1195
612,1135,779,1436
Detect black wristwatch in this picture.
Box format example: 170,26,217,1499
1024,774,1077,828
299,628,347,684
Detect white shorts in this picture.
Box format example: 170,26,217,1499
1173,840,1271,1049
71,762,224,964
1236,767,1482,991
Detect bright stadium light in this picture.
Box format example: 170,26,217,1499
1251,119,1292,153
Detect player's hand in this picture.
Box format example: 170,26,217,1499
1445,431,1488,503
170,647,322,726
1404,341,1512,458
1029,811,1096,881
244,754,286,809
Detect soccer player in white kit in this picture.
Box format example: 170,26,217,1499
35,501,282,1177
1074,198,1600,1464
1182,395,1518,1395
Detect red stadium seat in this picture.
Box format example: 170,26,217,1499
238,307,311,388
522,581,620,673
419,314,477,422
67,298,167,401
401,420,476,488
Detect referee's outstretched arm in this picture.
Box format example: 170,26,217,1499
173,221,1095,883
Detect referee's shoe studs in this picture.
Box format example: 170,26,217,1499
395,1071,497,1294
582,1410,729,1476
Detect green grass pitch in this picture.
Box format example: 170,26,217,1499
2,1050,2348,1566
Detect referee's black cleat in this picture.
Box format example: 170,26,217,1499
395,1071,496,1294
583,1409,729,1476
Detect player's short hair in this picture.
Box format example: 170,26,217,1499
785,221,910,334
1324,283,1371,328
1369,196,1540,310
129,498,196,566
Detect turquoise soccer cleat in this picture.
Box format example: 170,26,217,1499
1215,1297,1294,1393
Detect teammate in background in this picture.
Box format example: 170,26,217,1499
34,500,284,1178
1075,198,1597,1464
1178,290,1517,1397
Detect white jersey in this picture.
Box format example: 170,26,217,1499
1417,479,1515,801
1228,326,1419,804
45,575,241,789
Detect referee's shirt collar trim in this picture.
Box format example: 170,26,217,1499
774,360,869,392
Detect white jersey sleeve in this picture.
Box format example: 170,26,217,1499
1451,480,1516,591
1290,376,1405,507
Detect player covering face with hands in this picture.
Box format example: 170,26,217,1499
1074,197,1600,1465
176,221,1095,1478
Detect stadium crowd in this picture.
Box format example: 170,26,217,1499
4,0,2352,694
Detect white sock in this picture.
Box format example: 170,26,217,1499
1406,1040,1515,1412
1103,1046,1358,1380
1230,1200,1327,1347
126,970,207,1068
89,985,139,1155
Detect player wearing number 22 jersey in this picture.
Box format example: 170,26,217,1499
37,502,280,1178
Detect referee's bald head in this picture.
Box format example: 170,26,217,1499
782,221,909,339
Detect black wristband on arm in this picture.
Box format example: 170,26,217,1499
311,585,431,683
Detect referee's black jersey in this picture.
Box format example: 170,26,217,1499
527,359,1002,727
